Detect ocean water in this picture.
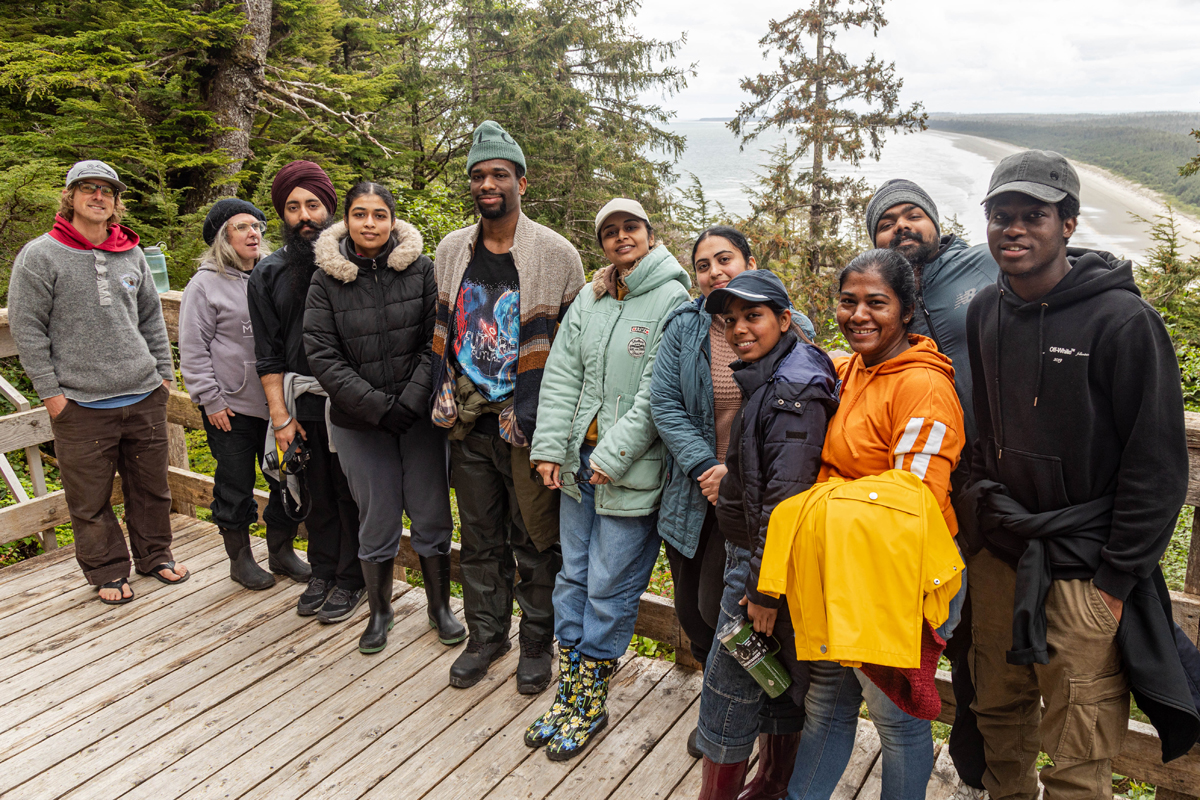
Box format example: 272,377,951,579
664,121,1167,261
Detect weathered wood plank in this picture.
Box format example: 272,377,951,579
190,606,482,800
665,757,705,800
0,405,52,453
925,742,969,800
0,572,297,765
605,696,702,800
855,744,885,800
166,465,270,521
483,656,675,800
55,587,416,800
830,718,882,800
547,665,701,800
0,533,230,674
336,644,533,800
160,290,182,342
168,388,205,430
0,307,16,358
1112,719,1200,797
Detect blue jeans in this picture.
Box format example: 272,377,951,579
696,542,806,763
936,564,968,642
553,449,660,661
786,662,933,800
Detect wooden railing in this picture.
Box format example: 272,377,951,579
0,294,1198,796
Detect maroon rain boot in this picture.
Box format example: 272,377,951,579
698,756,749,800
736,733,801,800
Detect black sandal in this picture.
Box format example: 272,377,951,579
98,578,135,605
138,561,190,585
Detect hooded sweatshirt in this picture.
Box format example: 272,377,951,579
179,261,269,419
965,248,1188,601
820,334,965,533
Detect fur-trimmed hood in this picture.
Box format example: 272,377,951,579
314,218,424,283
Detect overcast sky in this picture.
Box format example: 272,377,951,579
635,0,1200,120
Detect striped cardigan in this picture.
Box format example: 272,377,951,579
431,213,585,442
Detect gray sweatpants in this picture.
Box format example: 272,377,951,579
330,417,454,562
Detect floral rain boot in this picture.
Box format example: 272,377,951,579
524,646,581,748
545,656,617,761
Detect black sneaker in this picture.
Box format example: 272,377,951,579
448,638,512,688
317,585,367,624
516,637,554,695
297,577,332,617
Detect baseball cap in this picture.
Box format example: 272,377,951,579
704,270,793,314
595,198,649,238
983,150,1079,205
65,160,127,193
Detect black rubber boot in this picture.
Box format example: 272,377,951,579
219,527,275,591
266,526,312,582
358,559,395,654
418,553,467,645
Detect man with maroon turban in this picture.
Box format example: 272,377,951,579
247,160,365,621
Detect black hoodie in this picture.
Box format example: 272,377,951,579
965,247,1188,601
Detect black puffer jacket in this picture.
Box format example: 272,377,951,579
304,218,435,434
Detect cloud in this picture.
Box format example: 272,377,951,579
636,0,1200,119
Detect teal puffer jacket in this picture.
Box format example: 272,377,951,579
530,245,692,516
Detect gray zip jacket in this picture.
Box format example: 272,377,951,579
7,234,173,402
179,261,269,418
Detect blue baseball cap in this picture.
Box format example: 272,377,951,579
705,270,793,314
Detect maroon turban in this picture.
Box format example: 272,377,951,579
270,160,337,218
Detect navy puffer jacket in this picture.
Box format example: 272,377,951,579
716,331,838,608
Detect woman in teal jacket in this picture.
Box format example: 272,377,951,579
525,198,691,762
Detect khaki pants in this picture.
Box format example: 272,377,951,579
967,548,1129,800
49,386,174,585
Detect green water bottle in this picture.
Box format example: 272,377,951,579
718,618,792,699
144,242,170,294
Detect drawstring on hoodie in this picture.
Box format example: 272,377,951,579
995,290,1005,459
1033,303,1048,407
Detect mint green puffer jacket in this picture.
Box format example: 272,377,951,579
530,245,692,516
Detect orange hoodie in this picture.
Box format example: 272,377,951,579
819,334,965,533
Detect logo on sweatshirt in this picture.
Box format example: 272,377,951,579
630,325,650,335
120,273,138,291
242,321,253,335
1048,345,1089,363
954,288,977,309
628,337,647,358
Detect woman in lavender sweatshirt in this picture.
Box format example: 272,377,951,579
179,199,311,590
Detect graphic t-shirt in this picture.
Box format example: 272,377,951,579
453,243,520,402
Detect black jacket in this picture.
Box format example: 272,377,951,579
716,331,838,608
247,240,325,420
303,219,435,434
965,248,1188,599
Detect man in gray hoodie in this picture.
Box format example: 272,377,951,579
8,160,185,604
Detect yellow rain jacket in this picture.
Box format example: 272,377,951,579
758,470,964,669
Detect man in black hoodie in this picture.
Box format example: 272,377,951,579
963,151,1190,799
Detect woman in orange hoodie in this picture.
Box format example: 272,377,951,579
785,248,965,800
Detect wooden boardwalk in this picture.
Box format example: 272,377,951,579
0,515,976,800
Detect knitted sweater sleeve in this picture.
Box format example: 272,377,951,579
6,245,60,399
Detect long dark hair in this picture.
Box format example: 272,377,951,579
344,182,396,222
691,225,752,266
839,248,917,328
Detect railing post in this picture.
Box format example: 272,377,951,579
1186,509,1200,597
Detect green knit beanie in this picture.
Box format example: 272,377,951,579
466,120,526,176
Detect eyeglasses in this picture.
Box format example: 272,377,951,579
229,221,267,235
76,182,115,198
558,466,594,486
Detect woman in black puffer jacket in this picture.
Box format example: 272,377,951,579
305,182,465,655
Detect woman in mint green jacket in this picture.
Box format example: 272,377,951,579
525,198,691,762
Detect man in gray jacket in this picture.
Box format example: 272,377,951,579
8,160,184,604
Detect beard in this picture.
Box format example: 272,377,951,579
475,193,509,220
889,230,940,269
282,216,331,297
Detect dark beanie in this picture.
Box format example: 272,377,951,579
270,160,337,219
865,179,940,245
466,120,526,175
203,198,266,245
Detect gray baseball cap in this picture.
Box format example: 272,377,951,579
983,150,1078,205
65,160,127,193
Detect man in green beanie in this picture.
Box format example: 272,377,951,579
430,120,586,694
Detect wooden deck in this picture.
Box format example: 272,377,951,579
0,515,978,800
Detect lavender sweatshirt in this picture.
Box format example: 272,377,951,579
179,262,269,418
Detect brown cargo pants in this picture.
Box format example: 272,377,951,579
49,386,174,586
967,547,1130,800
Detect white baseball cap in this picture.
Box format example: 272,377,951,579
594,198,649,238
65,160,127,193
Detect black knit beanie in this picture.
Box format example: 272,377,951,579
203,198,267,245
865,179,940,245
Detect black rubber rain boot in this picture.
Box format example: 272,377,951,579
266,525,312,582
358,559,395,654
418,553,467,645
219,527,275,590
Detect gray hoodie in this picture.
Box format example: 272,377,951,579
7,234,173,402
179,261,269,418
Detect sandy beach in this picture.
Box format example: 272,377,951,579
940,132,1200,260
